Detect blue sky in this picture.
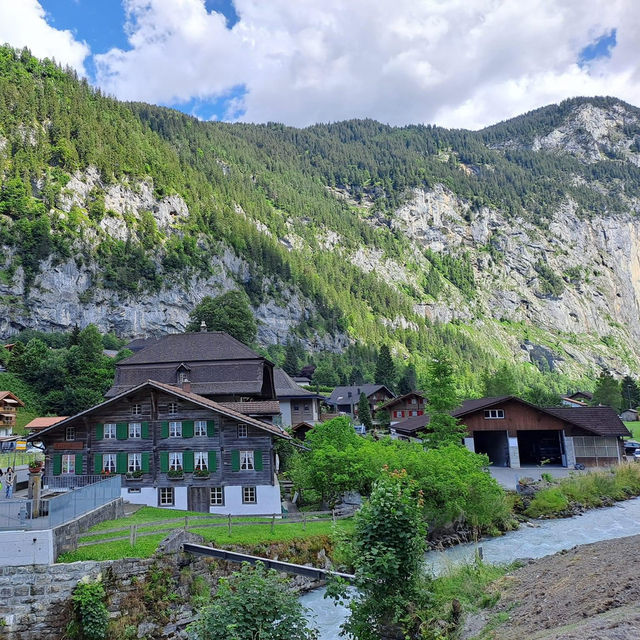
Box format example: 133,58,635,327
1,1,635,129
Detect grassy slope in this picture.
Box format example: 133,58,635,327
624,421,640,440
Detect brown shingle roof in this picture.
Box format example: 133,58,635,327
393,413,431,435
377,392,425,411
274,368,324,399
220,401,281,415
328,385,395,405
24,416,68,431
545,406,630,437
0,391,25,406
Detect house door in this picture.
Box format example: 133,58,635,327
188,487,210,513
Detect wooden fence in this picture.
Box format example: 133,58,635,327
78,509,349,548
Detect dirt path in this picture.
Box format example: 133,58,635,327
465,534,640,639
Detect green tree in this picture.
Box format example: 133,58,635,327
187,291,257,345
398,364,417,395
424,350,466,448
311,359,340,387
374,344,396,390
482,362,519,397
621,375,640,409
68,324,81,347
283,340,302,376
77,324,104,364
342,469,428,640
591,370,623,411
188,562,317,640
357,392,373,431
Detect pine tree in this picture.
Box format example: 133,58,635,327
621,375,640,409
357,392,373,431
67,323,81,347
398,364,417,395
591,370,623,411
282,341,300,377
375,344,395,390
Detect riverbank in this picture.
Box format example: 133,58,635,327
462,533,640,639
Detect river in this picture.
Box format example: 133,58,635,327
301,496,640,639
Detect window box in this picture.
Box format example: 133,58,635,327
193,469,210,480
167,467,184,480
126,470,144,480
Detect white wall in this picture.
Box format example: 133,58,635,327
280,400,292,427
0,529,54,566
121,487,157,506
210,484,282,515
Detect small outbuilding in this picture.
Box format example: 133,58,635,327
620,408,639,422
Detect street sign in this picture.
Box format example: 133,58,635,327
15,440,27,451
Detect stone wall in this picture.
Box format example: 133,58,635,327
0,530,323,640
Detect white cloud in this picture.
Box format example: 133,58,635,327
0,0,89,73
92,0,640,128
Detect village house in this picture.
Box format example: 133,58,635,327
620,408,639,422
274,368,325,439
376,392,425,424
30,380,291,515
328,384,395,419
0,391,24,439
392,395,630,468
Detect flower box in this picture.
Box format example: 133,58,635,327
193,470,210,480
168,473,184,480
125,474,143,481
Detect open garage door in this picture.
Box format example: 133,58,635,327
517,430,563,466
474,431,509,467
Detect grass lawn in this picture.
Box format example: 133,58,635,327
58,506,353,563
624,421,640,440
0,451,43,468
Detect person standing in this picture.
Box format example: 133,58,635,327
4,467,14,498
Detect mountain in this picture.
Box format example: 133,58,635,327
1,46,640,390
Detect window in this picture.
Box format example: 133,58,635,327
132,404,142,416
65,426,75,441
210,487,224,506
304,403,310,412
169,421,182,437
410,397,417,405
574,436,619,459
484,409,505,419
62,454,75,475
169,452,183,471
168,402,178,415
195,451,208,471
242,486,257,504
127,488,141,494
129,422,141,438
237,423,248,438
128,453,142,472
159,487,174,506
240,450,254,470
178,371,189,383
104,423,116,439
103,453,116,473
195,420,207,437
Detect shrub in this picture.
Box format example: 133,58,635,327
524,488,568,518
67,580,109,640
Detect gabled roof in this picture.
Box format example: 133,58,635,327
328,384,395,406
393,413,430,435
24,416,68,431
220,401,281,416
451,396,513,417
567,391,593,401
545,406,630,437
30,380,291,441
274,368,324,399
119,332,266,365
0,391,25,406
377,391,425,411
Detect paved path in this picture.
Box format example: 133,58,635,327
489,465,583,490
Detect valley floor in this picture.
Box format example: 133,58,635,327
465,533,640,639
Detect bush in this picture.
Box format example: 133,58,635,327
67,580,109,640
524,488,568,518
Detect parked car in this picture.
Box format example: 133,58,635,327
624,441,640,455
633,449,640,462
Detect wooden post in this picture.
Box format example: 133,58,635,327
228,513,232,535
271,514,275,533
303,513,307,531
332,509,336,524
129,524,135,547
184,515,188,531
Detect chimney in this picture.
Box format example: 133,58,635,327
182,379,191,393
200,320,207,333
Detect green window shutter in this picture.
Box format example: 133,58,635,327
254,449,263,471
116,423,128,440
161,421,169,439
52,454,62,476
231,450,240,472
95,424,104,440
75,454,83,475
141,422,150,439
183,451,194,473
206,420,216,437
116,452,127,474
208,450,217,471
160,451,169,473
182,420,194,438
94,454,103,474
141,452,150,473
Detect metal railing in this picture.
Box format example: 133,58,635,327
0,475,121,531
43,475,106,490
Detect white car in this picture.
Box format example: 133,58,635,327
633,449,640,461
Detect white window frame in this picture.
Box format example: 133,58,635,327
65,426,75,441
128,453,141,473
128,422,142,439
410,397,417,405
62,454,75,475
168,402,178,415
240,450,254,471
195,420,207,437
132,403,142,416
242,486,257,504
237,423,248,438
159,487,174,506
178,371,189,383
210,487,224,506
103,453,116,473
169,421,182,437
194,451,208,471
484,409,505,419
169,452,183,471
104,423,116,439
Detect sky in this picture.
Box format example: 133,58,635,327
0,0,639,129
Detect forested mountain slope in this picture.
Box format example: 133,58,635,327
2,46,640,390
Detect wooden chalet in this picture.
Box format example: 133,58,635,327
274,368,325,429
377,392,425,423
392,396,630,468
0,391,24,438
328,384,395,419
30,380,291,515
